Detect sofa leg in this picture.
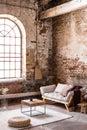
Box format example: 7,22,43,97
65,104,70,112
65,104,75,112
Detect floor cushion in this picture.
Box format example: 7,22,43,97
8,116,30,127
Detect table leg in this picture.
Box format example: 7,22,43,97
21,103,22,112
30,107,32,116
44,104,46,114
1,98,8,110
81,106,87,113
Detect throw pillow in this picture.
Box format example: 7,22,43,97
55,83,68,93
61,85,74,97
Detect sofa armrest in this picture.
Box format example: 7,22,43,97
80,87,87,102
80,87,87,94
66,91,74,102
40,84,56,95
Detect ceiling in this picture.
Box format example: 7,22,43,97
38,0,72,11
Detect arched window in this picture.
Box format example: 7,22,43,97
0,15,26,82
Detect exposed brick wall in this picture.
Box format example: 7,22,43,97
52,8,87,87
0,81,23,94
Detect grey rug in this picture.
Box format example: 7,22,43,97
0,107,72,130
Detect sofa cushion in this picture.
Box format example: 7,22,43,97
55,83,68,93
43,91,74,102
61,85,74,97
40,84,56,94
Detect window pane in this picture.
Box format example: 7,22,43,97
10,46,15,53
0,62,4,69
16,53,20,57
5,62,9,69
10,62,15,69
5,53,9,57
0,32,3,36
5,19,15,27
0,71,4,78
14,26,20,37
16,58,20,62
1,30,5,36
16,62,20,69
0,19,4,24
9,29,15,37
5,25,11,32
16,38,20,45
5,58,9,62
0,53,4,57
0,45,4,53
10,53,15,57
10,70,15,77
5,37,10,45
5,70,9,78
5,46,9,53
0,58,4,61
0,24,4,32
10,58,15,62
0,37,4,43
16,46,20,53
10,38,15,45
16,70,20,77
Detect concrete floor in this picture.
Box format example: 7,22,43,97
6,100,87,130
43,103,87,130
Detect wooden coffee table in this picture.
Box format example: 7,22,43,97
21,99,46,116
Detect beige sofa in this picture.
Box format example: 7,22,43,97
40,83,75,111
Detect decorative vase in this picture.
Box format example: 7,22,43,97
30,97,33,102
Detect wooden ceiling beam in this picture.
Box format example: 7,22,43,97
40,0,87,19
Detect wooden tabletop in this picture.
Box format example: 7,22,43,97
78,102,87,107
21,99,45,107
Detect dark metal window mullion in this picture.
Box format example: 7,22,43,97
15,36,16,78
3,36,5,79
20,37,22,77
9,35,11,78
4,19,5,79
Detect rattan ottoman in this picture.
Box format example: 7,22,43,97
8,116,30,127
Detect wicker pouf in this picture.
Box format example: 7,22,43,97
8,116,30,127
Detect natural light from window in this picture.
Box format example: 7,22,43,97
0,15,26,82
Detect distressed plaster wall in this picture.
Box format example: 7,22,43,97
53,8,87,87
0,0,53,94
